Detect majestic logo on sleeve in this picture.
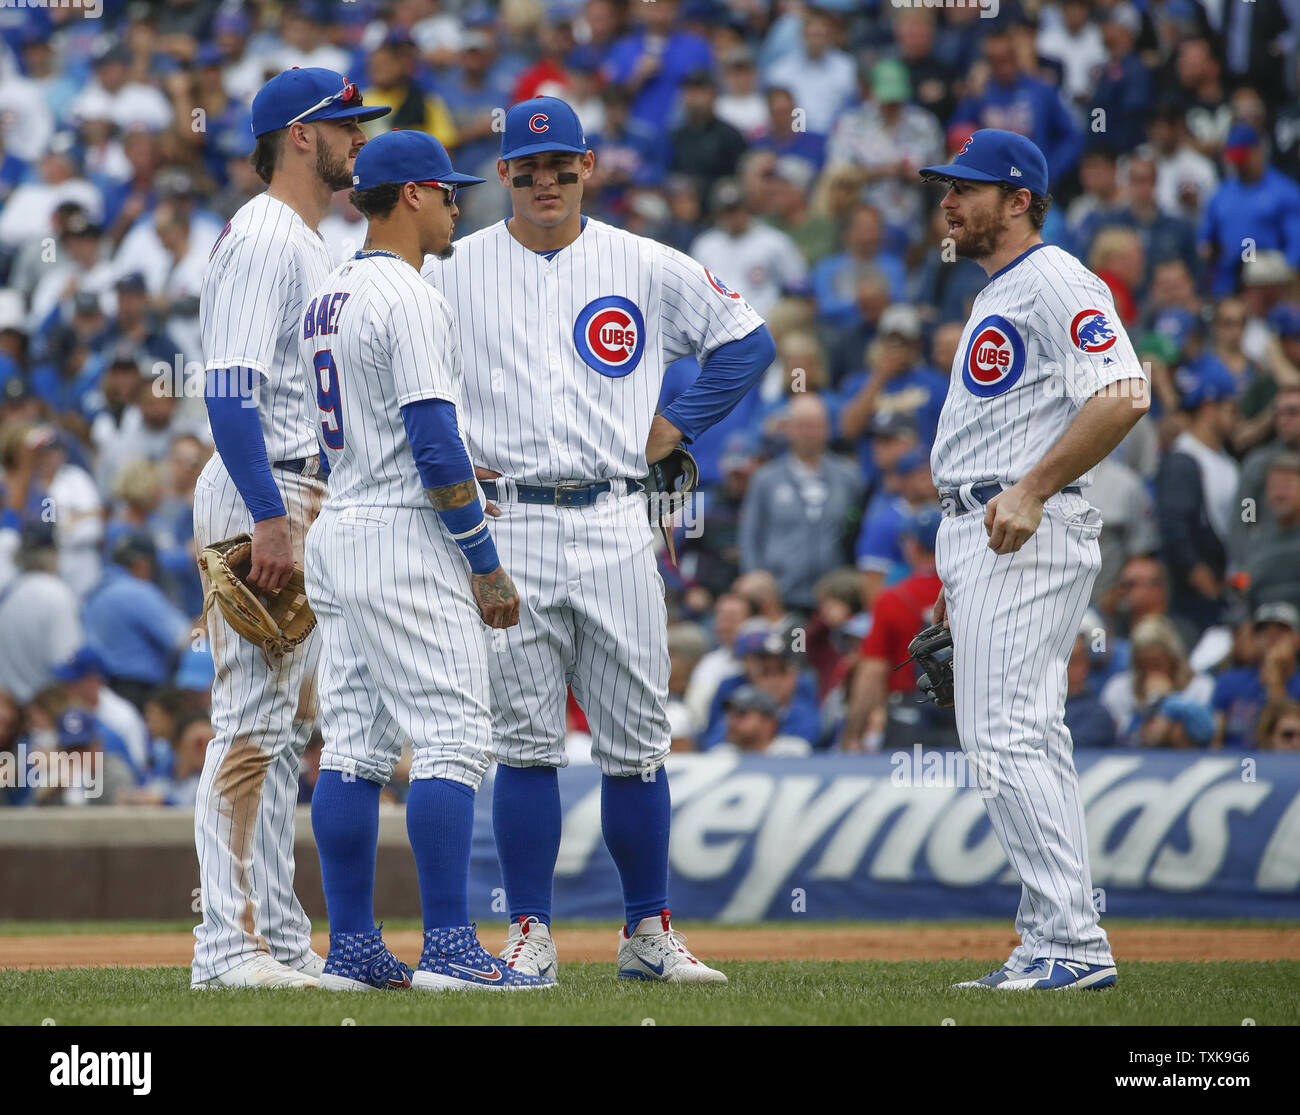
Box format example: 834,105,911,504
573,296,646,377
962,314,1027,397
704,268,742,299
528,113,549,133
1071,308,1118,353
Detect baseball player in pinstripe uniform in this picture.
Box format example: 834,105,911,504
192,69,389,989
422,97,776,982
918,131,1149,990
300,130,550,992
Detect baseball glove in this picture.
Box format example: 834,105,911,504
645,447,699,566
896,622,955,708
198,533,315,664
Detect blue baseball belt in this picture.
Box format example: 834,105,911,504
273,456,322,478
480,478,645,507
938,482,1081,518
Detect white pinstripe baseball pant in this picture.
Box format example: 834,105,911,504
936,489,1114,968
191,455,325,983
303,504,493,790
486,485,671,777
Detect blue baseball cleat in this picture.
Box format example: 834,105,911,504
951,965,1024,990
996,958,1117,991
318,926,413,991
413,925,555,991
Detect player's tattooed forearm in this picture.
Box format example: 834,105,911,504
427,480,479,510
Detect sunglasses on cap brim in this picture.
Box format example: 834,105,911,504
412,180,458,204
286,81,364,127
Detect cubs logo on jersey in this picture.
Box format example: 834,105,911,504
573,295,646,377
962,313,1026,397
704,269,741,299
1070,308,1117,353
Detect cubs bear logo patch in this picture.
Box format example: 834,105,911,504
1070,308,1118,353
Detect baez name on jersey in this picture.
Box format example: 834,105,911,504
302,291,351,339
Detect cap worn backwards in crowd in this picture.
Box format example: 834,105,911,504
500,96,588,161
903,507,943,554
250,67,391,138
920,129,1050,197
1174,355,1238,409
351,129,486,191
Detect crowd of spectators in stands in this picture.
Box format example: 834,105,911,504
2,0,1300,805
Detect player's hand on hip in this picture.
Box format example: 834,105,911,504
983,483,1043,555
249,515,294,592
473,565,520,629
475,466,503,517
645,415,683,465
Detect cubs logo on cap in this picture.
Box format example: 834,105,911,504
962,314,1026,397
704,269,741,300
1071,309,1117,354
573,296,646,377
501,96,587,161
919,129,1050,198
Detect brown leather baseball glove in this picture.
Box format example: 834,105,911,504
198,533,315,664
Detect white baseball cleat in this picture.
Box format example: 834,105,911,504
191,953,319,990
499,915,559,981
617,910,727,984
289,950,327,980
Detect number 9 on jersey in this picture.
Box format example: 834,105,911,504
313,350,345,450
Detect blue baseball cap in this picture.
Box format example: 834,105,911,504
53,647,105,683
351,129,486,191
500,96,588,161
903,507,942,553
57,709,95,748
920,129,1050,197
251,68,390,138
1175,355,1238,409
1268,303,1300,339
893,448,930,476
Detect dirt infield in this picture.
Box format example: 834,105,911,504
1,926,1297,970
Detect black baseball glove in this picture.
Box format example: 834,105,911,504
896,622,955,708
645,447,698,565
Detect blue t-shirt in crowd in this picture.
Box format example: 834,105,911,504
1211,665,1300,748
82,566,191,686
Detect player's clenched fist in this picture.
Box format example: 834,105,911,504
473,566,521,629
983,482,1043,554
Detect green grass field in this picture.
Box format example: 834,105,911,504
3,961,1297,1026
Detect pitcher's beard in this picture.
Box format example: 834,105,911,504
954,209,1011,260
434,244,456,259
316,145,353,192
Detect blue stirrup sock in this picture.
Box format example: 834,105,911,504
492,764,562,927
602,769,671,934
311,771,382,934
407,777,477,930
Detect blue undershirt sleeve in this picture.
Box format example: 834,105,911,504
204,366,285,522
659,324,776,444
401,398,499,574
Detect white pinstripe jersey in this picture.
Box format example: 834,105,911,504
931,244,1146,490
420,217,764,483
300,252,464,509
200,194,335,462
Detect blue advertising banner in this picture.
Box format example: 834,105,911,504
467,750,1300,921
